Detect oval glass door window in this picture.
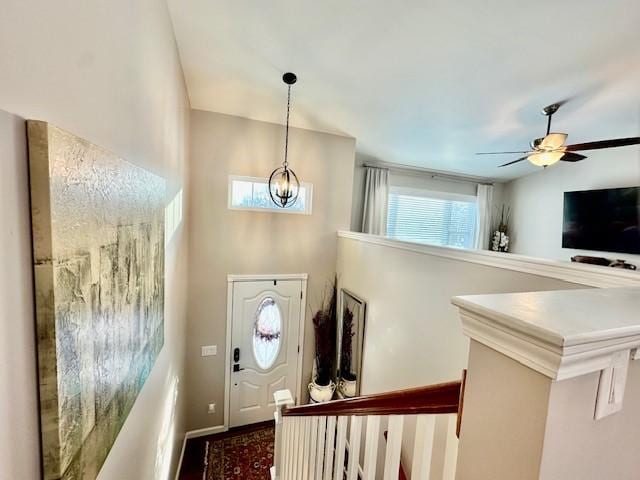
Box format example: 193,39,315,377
252,297,282,369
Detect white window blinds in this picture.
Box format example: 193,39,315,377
386,189,477,248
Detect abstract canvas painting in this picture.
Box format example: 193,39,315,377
27,121,166,480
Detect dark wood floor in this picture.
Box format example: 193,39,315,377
177,421,275,480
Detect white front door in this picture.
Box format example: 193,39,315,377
229,279,302,427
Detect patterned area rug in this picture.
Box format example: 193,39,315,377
204,424,274,480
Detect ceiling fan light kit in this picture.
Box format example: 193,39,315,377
528,151,564,167
539,133,568,150
476,101,640,169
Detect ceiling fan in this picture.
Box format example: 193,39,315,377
477,102,640,168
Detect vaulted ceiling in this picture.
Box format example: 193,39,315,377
167,0,640,180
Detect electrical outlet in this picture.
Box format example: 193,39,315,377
201,345,217,357
208,403,216,414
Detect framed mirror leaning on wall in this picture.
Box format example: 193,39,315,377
337,289,367,398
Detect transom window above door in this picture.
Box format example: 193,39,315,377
228,175,313,214
386,188,477,249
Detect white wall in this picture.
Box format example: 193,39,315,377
503,146,640,265
0,0,190,478
540,361,640,479
389,171,478,197
0,110,41,480
186,110,356,431
458,340,640,480
350,155,367,231
456,341,550,480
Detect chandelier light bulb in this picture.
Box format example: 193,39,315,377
269,165,299,208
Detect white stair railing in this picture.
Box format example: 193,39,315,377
271,379,463,480
272,390,295,480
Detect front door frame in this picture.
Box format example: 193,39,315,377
224,273,308,430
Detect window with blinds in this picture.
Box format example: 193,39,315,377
386,188,477,248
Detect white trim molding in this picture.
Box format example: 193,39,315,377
174,436,188,480
175,424,229,480
453,287,640,381
185,424,227,440
338,231,640,288
227,273,308,283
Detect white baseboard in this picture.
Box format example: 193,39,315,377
175,425,228,479
185,424,227,440
174,436,187,480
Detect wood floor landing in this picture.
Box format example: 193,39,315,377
177,421,275,480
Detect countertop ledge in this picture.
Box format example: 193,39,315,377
452,287,640,380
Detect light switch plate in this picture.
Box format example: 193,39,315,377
201,345,217,357
595,349,630,420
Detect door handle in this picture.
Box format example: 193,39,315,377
233,364,245,372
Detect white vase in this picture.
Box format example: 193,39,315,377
308,380,336,403
339,378,357,398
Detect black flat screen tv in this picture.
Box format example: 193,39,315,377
562,186,640,255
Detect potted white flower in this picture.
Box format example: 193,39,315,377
491,205,511,253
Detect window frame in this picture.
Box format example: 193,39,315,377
252,297,283,371
227,174,313,215
386,186,478,249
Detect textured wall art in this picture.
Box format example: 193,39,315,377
27,121,165,480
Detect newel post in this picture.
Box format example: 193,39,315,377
272,389,295,480
452,287,640,480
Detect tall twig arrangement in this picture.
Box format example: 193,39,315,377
312,277,337,386
340,307,356,381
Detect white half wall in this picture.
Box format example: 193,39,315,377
503,146,640,265
0,0,190,478
336,234,588,393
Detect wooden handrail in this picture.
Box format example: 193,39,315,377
283,380,461,417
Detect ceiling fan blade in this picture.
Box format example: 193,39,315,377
559,152,587,162
565,137,640,152
541,97,573,114
476,151,530,155
498,156,529,167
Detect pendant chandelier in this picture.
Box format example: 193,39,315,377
269,72,301,208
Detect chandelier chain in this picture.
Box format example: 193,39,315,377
284,84,291,168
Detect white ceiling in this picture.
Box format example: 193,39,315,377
167,0,640,180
